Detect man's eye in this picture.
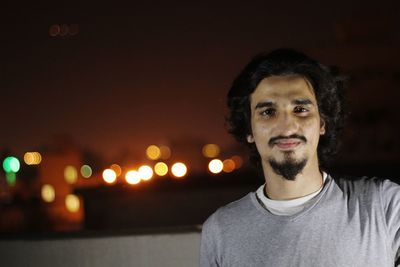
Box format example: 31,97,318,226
294,106,308,113
261,108,275,116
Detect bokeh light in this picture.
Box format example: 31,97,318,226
171,162,187,178
223,159,236,173
231,155,243,169
159,146,171,160
5,172,16,185
138,165,153,181
125,170,141,185
64,166,78,184
3,156,20,173
146,145,161,160
59,24,69,36
80,165,92,178
103,169,117,184
154,162,168,176
110,164,122,177
24,152,42,165
41,184,55,203
49,24,60,36
202,144,220,158
65,194,80,213
208,159,223,174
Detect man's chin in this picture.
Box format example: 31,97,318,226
268,157,307,181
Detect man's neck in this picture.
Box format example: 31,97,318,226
262,160,323,200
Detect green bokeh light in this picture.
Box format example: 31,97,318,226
80,165,92,178
3,157,20,173
6,172,16,185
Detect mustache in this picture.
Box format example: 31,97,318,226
268,134,307,146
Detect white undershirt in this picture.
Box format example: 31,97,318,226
256,172,328,216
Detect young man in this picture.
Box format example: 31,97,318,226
200,49,400,266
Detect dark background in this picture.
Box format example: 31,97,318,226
0,0,399,233
1,1,398,160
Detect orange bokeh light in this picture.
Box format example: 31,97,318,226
110,164,122,177
223,159,236,173
154,162,168,176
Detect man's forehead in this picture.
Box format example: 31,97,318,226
251,75,316,102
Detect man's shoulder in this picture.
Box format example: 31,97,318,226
331,174,400,197
203,192,257,228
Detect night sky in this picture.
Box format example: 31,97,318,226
1,1,399,160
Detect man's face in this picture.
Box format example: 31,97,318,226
248,75,325,179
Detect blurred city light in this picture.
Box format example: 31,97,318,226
125,170,141,185
41,184,55,203
202,144,220,158
49,23,79,37
222,159,236,173
231,155,244,169
65,194,80,213
59,24,69,36
64,166,78,184
80,165,92,178
154,162,168,176
146,145,161,160
159,145,171,160
103,169,117,184
171,162,187,178
23,152,42,165
208,159,223,174
138,165,153,181
110,164,122,177
49,24,60,36
5,172,16,186
2,156,20,173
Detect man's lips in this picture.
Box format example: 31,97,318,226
273,139,303,150
269,135,307,150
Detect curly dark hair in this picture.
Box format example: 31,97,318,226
227,48,347,169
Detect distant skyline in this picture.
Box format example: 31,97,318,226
1,1,399,160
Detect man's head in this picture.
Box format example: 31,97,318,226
227,48,346,178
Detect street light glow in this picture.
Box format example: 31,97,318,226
64,166,78,184
171,162,187,178
103,169,117,184
223,159,236,173
208,159,223,174
146,145,161,160
202,144,220,158
154,162,168,176
125,170,141,185
65,194,80,213
24,152,42,165
41,184,55,203
138,165,153,181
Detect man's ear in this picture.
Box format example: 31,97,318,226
247,134,255,143
320,119,326,135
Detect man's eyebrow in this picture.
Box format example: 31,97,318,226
255,101,275,109
292,99,314,105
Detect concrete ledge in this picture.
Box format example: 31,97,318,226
0,228,201,267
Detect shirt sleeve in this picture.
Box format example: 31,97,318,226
379,179,400,265
200,214,221,267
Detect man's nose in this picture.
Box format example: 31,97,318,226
276,113,299,136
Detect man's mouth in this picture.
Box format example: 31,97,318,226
269,135,306,150
274,139,302,150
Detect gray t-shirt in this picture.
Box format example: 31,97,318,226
200,175,400,267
